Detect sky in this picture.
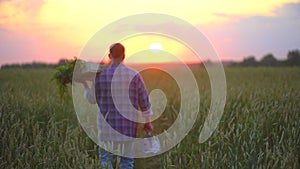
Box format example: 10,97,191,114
0,0,300,65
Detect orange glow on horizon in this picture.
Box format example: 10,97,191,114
0,0,299,65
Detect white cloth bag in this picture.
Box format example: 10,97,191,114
140,134,160,154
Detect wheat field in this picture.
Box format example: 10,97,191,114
0,67,299,168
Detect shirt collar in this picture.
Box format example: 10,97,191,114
109,62,123,68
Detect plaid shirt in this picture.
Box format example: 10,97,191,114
95,62,152,141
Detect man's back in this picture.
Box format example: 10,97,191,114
95,62,151,141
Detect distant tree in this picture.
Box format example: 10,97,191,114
240,56,258,67
260,53,278,66
285,50,300,66
57,59,68,66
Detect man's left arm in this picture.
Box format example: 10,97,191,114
82,81,97,104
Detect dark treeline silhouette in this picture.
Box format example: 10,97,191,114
0,59,69,69
1,50,300,69
230,49,300,67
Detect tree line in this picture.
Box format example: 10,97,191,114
0,59,69,69
230,49,300,67
1,49,300,69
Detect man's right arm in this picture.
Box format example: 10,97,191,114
136,74,154,134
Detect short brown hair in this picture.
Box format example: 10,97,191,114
109,43,125,58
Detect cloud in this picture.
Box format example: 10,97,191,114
1,0,299,34
0,0,12,3
276,1,300,19
202,2,300,60
0,0,45,30
0,0,44,11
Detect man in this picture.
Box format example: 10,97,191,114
86,43,153,169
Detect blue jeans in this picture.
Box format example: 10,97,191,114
99,142,135,169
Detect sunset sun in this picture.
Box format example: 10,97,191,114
149,42,163,53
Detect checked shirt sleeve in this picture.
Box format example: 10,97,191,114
135,74,153,117
84,81,97,104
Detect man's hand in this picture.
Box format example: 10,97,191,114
143,122,153,135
